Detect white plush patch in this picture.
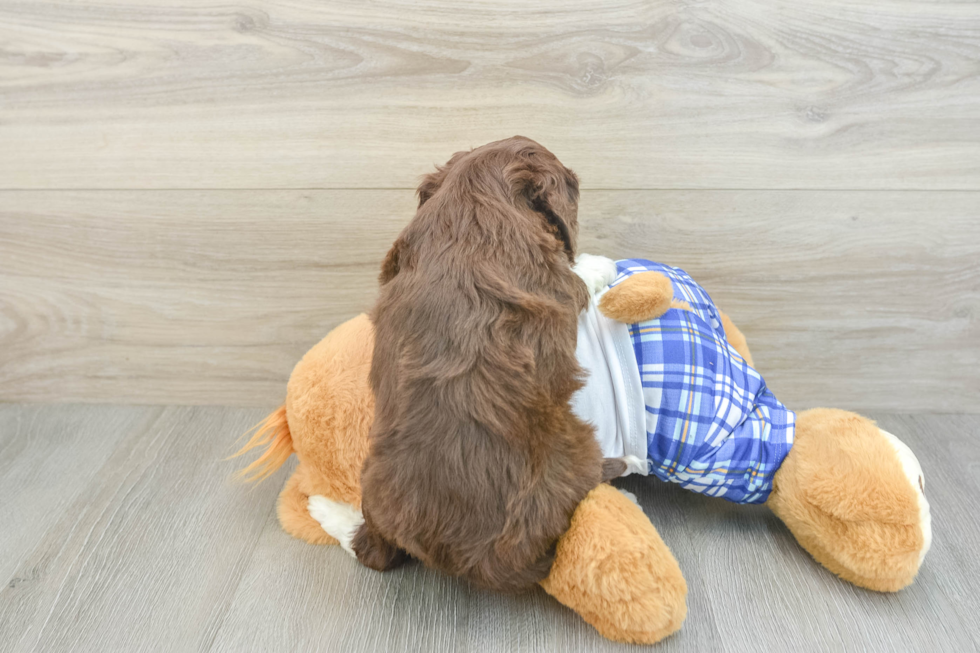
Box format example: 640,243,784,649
620,455,650,477
573,253,619,297
879,429,932,565
307,495,365,558
617,488,640,506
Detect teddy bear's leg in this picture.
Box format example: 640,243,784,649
540,484,687,644
277,460,370,556
307,494,365,556
766,409,931,592
718,310,754,367
277,463,341,546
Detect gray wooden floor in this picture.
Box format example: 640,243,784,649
0,404,976,652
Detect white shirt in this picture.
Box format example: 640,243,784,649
570,295,648,466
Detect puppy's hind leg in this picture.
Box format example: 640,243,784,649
351,520,409,572
601,457,628,481
601,455,649,481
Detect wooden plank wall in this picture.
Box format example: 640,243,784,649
1,0,978,411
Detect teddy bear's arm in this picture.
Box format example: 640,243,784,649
540,484,687,644
597,272,674,323
572,253,674,323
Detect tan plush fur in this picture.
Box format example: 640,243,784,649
244,314,376,545
285,313,375,510
237,312,686,644
540,484,687,644
767,409,923,592
235,405,292,483
277,466,340,545
598,271,673,323
237,263,927,644
598,278,926,592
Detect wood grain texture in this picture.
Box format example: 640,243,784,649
878,413,980,648
614,411,980,652
0,405,152,588
0,405,977,652
0,404,278,653
1,0,978,189
0,190,400,406
2,189,977,411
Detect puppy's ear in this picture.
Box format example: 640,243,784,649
379,237,405,285
507,158,580,263
416,169,445,208
417,150,467,207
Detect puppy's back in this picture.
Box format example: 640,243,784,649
360,137,604,592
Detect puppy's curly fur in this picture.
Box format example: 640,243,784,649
354,136,608,592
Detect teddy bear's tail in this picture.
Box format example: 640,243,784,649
232,404,293,482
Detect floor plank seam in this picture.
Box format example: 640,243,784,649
200,491,282,653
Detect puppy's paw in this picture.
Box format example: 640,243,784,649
603,455,648,480
351,523,409,572
307,495,364,557
573,254,618,296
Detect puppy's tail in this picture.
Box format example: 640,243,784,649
231,404,293,483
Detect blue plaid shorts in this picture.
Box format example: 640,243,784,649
612,259,795,504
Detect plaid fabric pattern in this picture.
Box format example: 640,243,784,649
611,259,795,504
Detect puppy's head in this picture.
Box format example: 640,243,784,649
416,136,581,263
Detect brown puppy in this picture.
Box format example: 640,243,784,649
354,136,619,592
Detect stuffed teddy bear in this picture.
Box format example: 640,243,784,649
236,254,931,645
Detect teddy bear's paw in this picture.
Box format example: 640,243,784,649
573,254,619,296
804,426,932,584
879,429,932,565
769,410,932,592
308,495,364,557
